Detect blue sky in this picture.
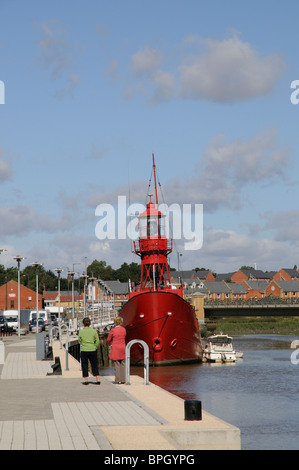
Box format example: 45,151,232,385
0,0,299,277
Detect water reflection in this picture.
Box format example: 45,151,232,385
119,335,299,450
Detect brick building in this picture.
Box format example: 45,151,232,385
265,280,299,299
243,280,269,300
203,281,232,300
170,270,215,287
0,280,42,310
43,291,83,310
273,269,299,281
89,279,129,308
231,269,272,283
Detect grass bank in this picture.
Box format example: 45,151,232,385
203,317,299,336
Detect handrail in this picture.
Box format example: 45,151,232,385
125,339,149,385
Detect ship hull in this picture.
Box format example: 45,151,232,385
119,291,202,366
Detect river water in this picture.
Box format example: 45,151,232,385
104,335,299,450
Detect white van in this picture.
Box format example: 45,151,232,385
2,310,19,332
29,310,49,326
38,310,49,325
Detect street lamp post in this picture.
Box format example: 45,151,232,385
89,276,96,325
54,267,63,349
32,262,42,335
13,255,24,339
71,263,80,327
81,273,88,317
68,271,76,323
177,252,182,271
0,249,6,311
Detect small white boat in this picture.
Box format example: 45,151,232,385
204,334,239,363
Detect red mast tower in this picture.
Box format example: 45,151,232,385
133,154,173,292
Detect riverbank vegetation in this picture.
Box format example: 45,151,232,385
203,317,299,336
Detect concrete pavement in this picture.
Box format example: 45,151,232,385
0,334,241,450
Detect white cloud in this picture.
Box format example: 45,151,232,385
203,229,294,272
149,69,175,104
36,20,73,79
104,60,121,82
121,34,285,105
36,19,81,98
130,45,162,76
200,128,291,185
0,149,13,181
179,34,285,102
87,179,146,207
0,200,84,239
264,210,299,244
55,73,81,99
87,128,291,213
172,228,295,273
95,23,110,39
159,128,291,211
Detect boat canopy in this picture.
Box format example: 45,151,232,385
208,335,232,345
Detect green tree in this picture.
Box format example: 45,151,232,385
0,264,7,285
87,260,116,281
115,262,141,283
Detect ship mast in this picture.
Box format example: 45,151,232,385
152,153,158,207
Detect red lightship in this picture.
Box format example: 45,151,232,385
120,155,202,366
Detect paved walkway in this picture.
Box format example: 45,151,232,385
0,334,241,450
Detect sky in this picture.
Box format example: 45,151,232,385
0,0,299,279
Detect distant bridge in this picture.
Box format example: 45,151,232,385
204,300,299,317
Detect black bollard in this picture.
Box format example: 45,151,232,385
47,356,62,376
184,399,202,421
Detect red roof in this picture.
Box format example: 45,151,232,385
139,201,164,218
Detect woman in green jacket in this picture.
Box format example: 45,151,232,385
78,317,100,385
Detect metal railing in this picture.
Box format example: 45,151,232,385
205,297,299,307
85,308,118,329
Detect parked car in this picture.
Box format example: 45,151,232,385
30,318,45,332
0,315,7,336
29,310,49,327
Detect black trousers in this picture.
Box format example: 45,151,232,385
80,350,99,378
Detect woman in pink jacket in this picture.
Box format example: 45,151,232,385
107,316,127,384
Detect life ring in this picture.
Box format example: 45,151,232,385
170,338,177,349
153,337,163,352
